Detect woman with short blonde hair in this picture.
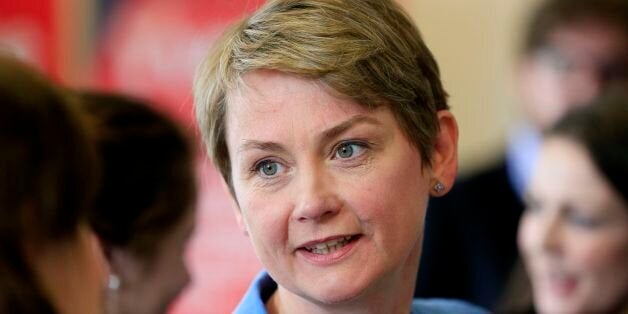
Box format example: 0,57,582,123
194,1,487,313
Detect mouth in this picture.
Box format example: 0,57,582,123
546,271,578,295
299,235,361,255
532,266,579,297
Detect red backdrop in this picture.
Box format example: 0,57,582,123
97,1,266,313
1,0,266,312
0,0,59,77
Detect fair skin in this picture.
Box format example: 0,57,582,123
28,224,108,314
224,70,458,314
107,209,195,314
519,137,628,314
518,19,628,130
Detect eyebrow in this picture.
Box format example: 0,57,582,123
237,141,289,155
319,115,381,142
236,114,382,154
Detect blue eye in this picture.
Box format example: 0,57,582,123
255,160,283,177
334,142,365,159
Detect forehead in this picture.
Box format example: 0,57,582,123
228,70,361,108
225,70,375,137
532,137,615,204
546,19,628,60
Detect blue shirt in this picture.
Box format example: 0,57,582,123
234,271,489,314
506,123,542,200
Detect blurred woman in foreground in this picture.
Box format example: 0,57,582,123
0,56,106,313
76,92,197,314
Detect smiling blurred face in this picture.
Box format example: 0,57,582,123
225,70,432,308
519,137,628,314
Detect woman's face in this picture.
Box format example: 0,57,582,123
519,137,628,314
224,70,447,306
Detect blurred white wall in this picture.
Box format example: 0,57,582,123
402,0,542,174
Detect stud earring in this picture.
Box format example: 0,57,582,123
433,181,445,194
106,274,121,314
108,274,121,291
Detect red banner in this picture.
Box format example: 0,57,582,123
0,0,59,78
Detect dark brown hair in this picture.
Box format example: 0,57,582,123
0,56,98,313
77,92,196,262
523,0,628,53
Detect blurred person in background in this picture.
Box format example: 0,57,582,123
0,55,106,314
416,0,628,308
75,92,198,314
517,88,628,314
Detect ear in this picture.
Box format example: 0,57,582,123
429,110,459,196
218,176,249,237
107,247,143,287
87,230,110,286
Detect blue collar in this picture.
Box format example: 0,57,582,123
234,271,488,314
506,123,541,199
233,271,275,314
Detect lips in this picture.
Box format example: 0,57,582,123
544,271,578,297
298,235,360,255
532,265,580,298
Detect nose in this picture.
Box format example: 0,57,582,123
537,210,563,255
292,167,342,223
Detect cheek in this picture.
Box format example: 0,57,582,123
517,214,536,259
570,234,628,273
350,152,429,235
568,233,628,309
238,189,291,254
520,63,565,127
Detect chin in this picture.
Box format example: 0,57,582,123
302,280,368,305
536,297,582,314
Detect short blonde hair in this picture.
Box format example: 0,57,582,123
194,0,448,192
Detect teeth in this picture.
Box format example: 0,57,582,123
306,236,353,255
